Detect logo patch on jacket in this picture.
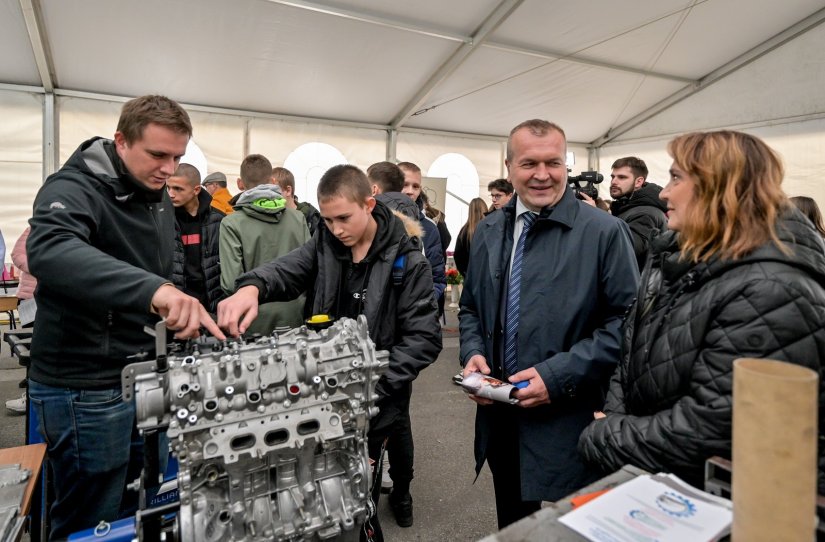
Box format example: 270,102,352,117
49,201,66,209
182,233,201,246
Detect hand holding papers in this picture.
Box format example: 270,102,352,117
460,372,526,404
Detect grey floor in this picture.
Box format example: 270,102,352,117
0,305,500,541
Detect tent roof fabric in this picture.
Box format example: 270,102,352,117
1,0,824,145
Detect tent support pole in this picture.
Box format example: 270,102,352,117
43,92,57,179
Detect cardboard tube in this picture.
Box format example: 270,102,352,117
732,358,818,541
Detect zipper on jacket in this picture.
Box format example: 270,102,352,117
148,203,164,273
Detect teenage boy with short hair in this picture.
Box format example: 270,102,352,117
218,164,442,538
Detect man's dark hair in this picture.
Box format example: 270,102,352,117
116,95,192,144
506,119,566,161
173,163,201,187
317,165,371,204
367,161,405,193
611,156,648,181
240,154,274,188
272,167,295,191
487,178,513,195
397,161,421,174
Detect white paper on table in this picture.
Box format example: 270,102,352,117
559,474,732,542
17,298,36,326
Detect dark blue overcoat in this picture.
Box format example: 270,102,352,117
459,188,639,501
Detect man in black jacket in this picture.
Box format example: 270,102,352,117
218,164,442,540
27,95,224,539
168,163,225,313
605,157,667,270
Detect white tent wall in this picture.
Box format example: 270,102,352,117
0,89,42,264
58,97,120,163
750,119,825,201
186,110,247,187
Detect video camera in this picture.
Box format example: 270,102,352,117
568,170,604,201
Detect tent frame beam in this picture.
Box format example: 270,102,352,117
484,42,695,84
591,6,825,147
390,0,524,130
19,0,55,92
265,0,470,43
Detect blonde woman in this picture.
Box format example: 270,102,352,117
579,131,825,491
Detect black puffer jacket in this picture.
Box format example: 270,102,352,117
172,189,225,313
610,182,668,270
579,208,825,489
236,200,442,399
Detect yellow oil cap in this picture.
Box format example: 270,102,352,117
306,314,334,330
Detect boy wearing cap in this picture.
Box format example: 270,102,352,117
218,164,442,539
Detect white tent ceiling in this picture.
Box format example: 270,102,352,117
2,0,824,146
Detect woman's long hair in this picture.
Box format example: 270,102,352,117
465,197,489,243
668,131,789,262
790,196,825,238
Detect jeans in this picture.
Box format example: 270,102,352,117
29,379,166,541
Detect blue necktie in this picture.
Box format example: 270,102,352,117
504,212,537,377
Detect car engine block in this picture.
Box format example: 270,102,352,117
122,316,388,541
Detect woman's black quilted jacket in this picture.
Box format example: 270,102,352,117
579,208,825,491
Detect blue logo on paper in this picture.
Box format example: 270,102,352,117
655,492,697,518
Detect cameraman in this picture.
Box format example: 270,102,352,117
582,157,667,270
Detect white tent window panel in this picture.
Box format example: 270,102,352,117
283,143,348,210
58,96,121,166
186,110,247,194
0,90,43,260
249,118,386,175
428,153,480,251
181,141,208,184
